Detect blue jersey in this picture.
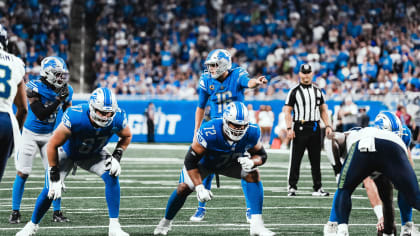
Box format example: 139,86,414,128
198,67,250,118
196,118,260,171
24,80,73,134
61,103,127,160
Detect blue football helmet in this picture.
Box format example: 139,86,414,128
204,49,232,79
89,87,118,127
373,111,403,136
401,125,412,147
223,101,249,141
40,56,69,88
0,24,7,50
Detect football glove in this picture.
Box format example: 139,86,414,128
105,156,121,177
47,166,63,200
56,85,69,101
196,184,213,203
238,156,256,172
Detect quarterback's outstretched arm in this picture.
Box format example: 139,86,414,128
13,81,28,129
185,138,206,187
47,123,71,167
247,76,267,88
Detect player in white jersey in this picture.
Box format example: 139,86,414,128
9,56,73,224
0,24,28,182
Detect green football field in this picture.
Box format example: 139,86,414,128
1,144,419,236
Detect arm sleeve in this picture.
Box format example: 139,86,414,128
30,99,60,121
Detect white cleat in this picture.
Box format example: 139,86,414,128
154,218,172,235
16,221,39,236
401,222,420,236
109,220,129,236
250,214,276,236
337,224,349,236
324,221,338,236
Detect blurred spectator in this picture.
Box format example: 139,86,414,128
258,105,274,147
357,107,370,128
339,97,358,131
274,111,289,150
145,102,155,143
247,104,257,124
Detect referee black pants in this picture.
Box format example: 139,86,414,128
288,122,322,191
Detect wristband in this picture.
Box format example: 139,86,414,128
287,127,292,130
373,205,383,220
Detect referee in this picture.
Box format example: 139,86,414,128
284,64,333,197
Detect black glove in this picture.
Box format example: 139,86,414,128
112,148,124,162
49,166,60,182
56,85,69,101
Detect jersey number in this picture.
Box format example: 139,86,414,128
79,136,108,154
216,91,232,113
0,65,11,98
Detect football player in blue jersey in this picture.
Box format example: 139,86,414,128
324,112,420,236
154,102,275,236
0,24,28,182
191,49,267,222
16,87,132,236
9,56,73,224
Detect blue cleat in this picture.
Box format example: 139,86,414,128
246,208,251,223
190,207,206,222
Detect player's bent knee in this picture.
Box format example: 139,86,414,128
17,171,29,179
177,183,193,196
243,170,260,183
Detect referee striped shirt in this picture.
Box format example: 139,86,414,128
285,83,325,122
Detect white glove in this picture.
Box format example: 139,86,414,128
47,166,63,200
238,156,256,172
195,184,213,203
105,156,121,177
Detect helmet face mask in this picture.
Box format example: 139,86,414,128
40,56,69,88
89,88,118,127
223,102,249,141
204,49,232,79
374,111,403,136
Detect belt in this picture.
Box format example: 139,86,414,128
295,120,319,125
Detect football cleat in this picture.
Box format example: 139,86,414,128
250,214,276,236
109,220,129,236
312,188,329,197
9,210,21,224
154,218,172,235
52,210,70,223
246,208,251,223
287,187,296,197
401,222,420,236
337,224,349,236
190,207,206,222
323,221,338,236
15,221,39,236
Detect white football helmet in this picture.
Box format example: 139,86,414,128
204,49,232,79
40,56,69,88
0,24,7,50
223,102,249,141
373,111,403,136
89,87,118,127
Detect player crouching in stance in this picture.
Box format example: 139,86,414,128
16,88,132,236
154,102,275,236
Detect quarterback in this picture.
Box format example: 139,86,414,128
16,87,132,236
154,102,275,236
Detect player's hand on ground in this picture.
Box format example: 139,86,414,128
105,156,121,177
376,217,384,232
195,184,213,203
48,166,63,200
238,156,255,172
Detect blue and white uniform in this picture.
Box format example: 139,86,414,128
198,67,250,118
15,80,73,174
181,118,260,189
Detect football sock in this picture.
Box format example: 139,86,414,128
198,174,214,208
246,181,263,214
334,189,351,224
31,186,52,224
101,173,120,218
165,190,187,220
241,179,251,209
12,174,27,210
328,189,339,222
52,198,61,211
398,191,412,225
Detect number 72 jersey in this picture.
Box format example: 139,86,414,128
197,67,250,119
61,103,127,160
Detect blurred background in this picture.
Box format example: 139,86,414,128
1,0,420,152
